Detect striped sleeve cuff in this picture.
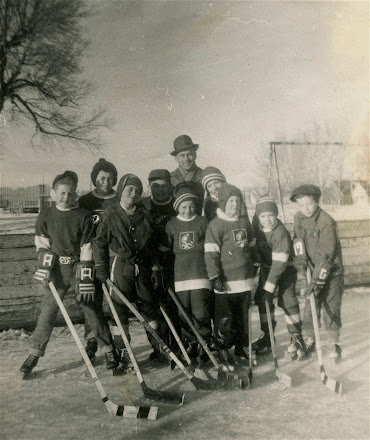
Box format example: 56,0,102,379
272,252,289,262
205,243,220,253
264,281,276,293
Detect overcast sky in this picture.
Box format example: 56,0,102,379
0,0,368,191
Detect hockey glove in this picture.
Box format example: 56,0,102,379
312,258,331,296
261,289,274,305
34,250,57,286
212,276,226,293
76,262,95,304
292,238,308,272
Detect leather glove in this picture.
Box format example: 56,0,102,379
34,250,57,287
312,258,331,296
76,262,95,304
212,276,226,293
151,269,161,291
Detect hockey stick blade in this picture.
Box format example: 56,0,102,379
48,281,159,419
191,376,244,390
102,284,184,405
107,280,244,390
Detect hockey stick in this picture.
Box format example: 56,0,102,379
102,284,185,405
265,300,292,387
159,305,208,381
306,268,343,395
106,280,243,390
168,288,248,386
48,281,158,419
247,306,253,384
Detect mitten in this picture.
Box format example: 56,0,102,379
212,276,226,293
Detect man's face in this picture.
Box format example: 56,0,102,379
206,179,223,199
296,195,318,218
53,183,77,209
151,179,171,203
95,170,115,196
175,149,197,172
178,200,196,219
121,185,141,208
224,196,241,217
258,212,277,229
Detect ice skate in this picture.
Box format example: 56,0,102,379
85,339,98,361
218,349,235,372
20,354,39,377
105,350,119,370
235,345,257,365
328,342,342,364
287,334,309,361
253,332,272,354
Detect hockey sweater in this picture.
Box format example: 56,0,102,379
253,217,294,293
35,206,93,258
205,209,255,294
164,215,211,292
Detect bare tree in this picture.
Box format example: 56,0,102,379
0,0,111,150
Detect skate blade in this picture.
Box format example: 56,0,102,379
112,366,128,376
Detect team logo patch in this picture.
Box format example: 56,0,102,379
92,214,100,225
179,232,195,250
232,229,247,247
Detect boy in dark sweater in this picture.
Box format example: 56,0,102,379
204,183,256,370
20,171,116,375
77,158,119,360
253,196,308,360
291,185,344,362
162,186,212,364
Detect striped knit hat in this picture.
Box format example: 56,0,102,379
173,186,198,211
217,183,243,212
255,196,278,216
117,174,143,198
201,166,226,191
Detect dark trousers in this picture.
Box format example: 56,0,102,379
31,262,113,357
214,291,251,350
255,266,302,335
176,289,212,343
84,280,105,340
303,273,343,343
108,256,158,350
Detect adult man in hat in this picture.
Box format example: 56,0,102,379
170,135,204,208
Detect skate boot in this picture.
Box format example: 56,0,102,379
85,339,98,361
253,332,272,354
328,342,342,364
218,349,235,372
105,350,119,370
148,348,163,362
287,334,309,361
304,336,316,353
235,345,257,365
120,348,134,370
185,341,198,359
196,345,209,366
20,354,39,374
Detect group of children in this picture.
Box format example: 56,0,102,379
20,158,344,376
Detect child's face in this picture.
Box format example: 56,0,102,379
53,184,77,209
151,179,171,203
206,179,223,199
258,212,277,229
121,185,141,208
296,195,318,218
95,170,115,196
178,200,196,219
224,196,241,217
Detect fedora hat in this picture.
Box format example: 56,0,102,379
171,135,199,156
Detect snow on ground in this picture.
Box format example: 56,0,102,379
1,289,369,440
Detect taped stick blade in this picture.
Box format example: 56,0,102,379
320,371,343,395
115,404,159,419
142,383,185,405
190,376,243,390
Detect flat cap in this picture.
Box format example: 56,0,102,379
290,184,321,202
148,169,171,182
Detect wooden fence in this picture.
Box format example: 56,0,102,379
0,219,369,330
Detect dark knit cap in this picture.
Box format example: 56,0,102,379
201,166,226,191
91,158,118,187
52,170,78,189
117,174,143,198
255,196,279,217
290,184,321,202
217,183,243,212
148,169,171,182
173,186,197,211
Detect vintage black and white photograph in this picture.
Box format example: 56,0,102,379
0,1,369,439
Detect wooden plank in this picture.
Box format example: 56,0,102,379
342,246,370,260
0,259,37,275
344,264,370,275
0,271,37,286
0,234,34,249
344,273,370,286
0,247,36,262
285,219,370,239
340,236,370,248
